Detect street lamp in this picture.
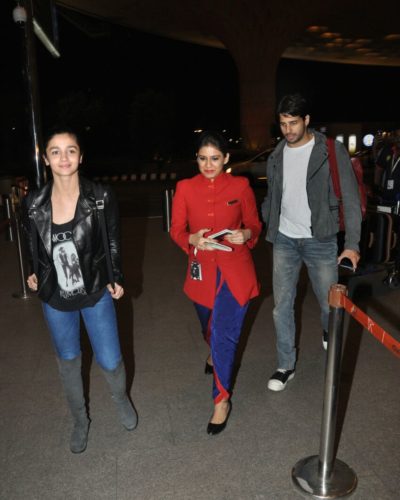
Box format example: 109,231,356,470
12,0,46,189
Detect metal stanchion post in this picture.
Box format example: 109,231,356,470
162,188,173,232
12,208,31,300
292,284,357,498
4,196,14,242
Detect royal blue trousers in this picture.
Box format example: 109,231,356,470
194,271,249,403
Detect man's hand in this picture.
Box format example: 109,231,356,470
338,249,360,270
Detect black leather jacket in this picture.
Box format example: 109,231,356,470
22,177,123,302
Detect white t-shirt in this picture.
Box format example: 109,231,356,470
279,137,315,238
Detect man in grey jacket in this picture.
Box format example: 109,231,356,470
261,94,361,391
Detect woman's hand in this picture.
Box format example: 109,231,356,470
27,273,38,291
107,282,124,300
224,229,251,245
188,228,215,251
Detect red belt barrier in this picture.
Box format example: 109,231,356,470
342,295,400,359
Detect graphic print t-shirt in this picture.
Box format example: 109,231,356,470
48,220,103,311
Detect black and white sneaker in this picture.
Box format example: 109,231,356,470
267,369,295,391
322,330,328,350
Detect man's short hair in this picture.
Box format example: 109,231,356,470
277,94,309,119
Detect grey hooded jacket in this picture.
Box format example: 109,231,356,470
261,130,361,251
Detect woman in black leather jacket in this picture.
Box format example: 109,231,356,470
23,126,137,453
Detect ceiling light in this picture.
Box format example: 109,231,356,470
345,43,362,49
384,34,400,41
307,26,327,33
320,32,341,39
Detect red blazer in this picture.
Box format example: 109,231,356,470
170,172,261,309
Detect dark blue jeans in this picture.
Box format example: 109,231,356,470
42,290,122,371
272,231,338,370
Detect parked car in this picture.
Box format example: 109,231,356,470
226,148,272,186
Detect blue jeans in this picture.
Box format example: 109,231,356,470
42,290,122,371
272,232,338,370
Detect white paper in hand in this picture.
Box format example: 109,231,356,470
208,229,234,240
204,241,232,251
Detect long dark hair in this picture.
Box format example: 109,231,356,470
43,125,84,153
196,130,229,156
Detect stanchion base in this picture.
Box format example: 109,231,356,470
12,292,32,300
292,455,357,499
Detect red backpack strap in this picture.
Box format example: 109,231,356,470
351,156,367,219
327,137,342,200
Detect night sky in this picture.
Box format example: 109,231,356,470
1,1,400,173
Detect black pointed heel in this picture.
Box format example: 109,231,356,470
207,401,232,435
204,361,213,374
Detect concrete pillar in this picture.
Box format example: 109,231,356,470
227,44,283,150
238,68,278,150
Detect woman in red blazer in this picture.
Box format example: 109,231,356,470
170,131,261,435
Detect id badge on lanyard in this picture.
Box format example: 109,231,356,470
190,260,202,280
387,155,400,190
190,248,202,281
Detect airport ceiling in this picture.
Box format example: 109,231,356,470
58,0,400,67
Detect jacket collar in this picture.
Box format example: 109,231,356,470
270,129,328,178
30,176,96,257
197,171,230,188
31,176,96,208
307,130,329,180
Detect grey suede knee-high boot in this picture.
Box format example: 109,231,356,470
57,356,90,453
101,361,138,431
